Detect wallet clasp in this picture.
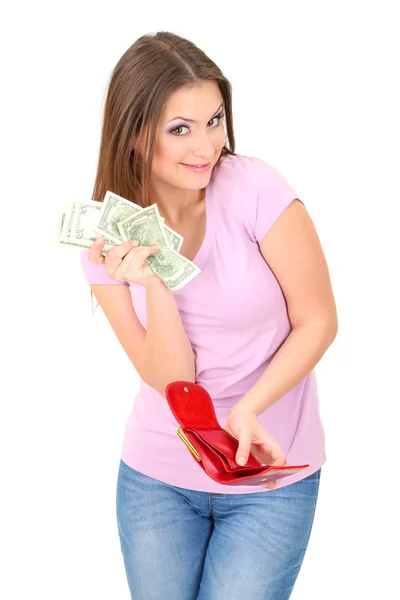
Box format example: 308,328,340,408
177,428,202,462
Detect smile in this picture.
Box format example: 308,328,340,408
181,162,212,173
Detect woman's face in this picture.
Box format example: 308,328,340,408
149,80,226,193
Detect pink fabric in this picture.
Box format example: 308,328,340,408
80,154,326,493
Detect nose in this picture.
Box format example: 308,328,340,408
191,130,216,159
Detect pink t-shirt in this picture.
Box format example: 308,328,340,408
80,154,326,493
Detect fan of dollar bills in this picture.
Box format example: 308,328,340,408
58,190,201,292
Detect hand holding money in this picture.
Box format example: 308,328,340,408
59,190,201,291
90,238,162,288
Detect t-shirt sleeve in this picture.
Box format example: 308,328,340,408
80,250,129,285
244,157,304,244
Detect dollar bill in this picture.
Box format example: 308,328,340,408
59,189,200,292
146,243,200,291
117,203,169,247
59,202,76,243
158,222,183,253
70,201,116,254
59,202,99,252
92,191,143,243
60,192,183,253
90,190,184,251
116,203,200,290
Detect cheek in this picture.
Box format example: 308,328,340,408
153,137,182,165
215,128,226,149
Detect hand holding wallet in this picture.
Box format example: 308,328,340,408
165,380,310,487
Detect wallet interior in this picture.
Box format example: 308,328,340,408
188,429,267,475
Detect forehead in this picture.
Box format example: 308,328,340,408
161,81,223,118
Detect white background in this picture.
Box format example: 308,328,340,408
1,1,399,598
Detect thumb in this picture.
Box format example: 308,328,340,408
88,237,105,264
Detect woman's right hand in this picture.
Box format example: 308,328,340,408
87,237,162,288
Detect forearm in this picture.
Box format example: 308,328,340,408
231,320,338,417
142,278,196,398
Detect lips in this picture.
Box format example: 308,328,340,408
181,162,211,167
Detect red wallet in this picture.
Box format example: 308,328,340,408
165,380,310,487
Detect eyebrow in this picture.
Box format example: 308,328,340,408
167,103,224,124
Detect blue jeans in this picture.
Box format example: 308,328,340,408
116,459,321,600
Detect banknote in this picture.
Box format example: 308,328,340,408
117,203,169,247
59,190,200,292
59,193,183,254
146,243,201,291
59,200,117,256
91,191,143,243
92,190,184,252
117,203,199,290
163,223,184,253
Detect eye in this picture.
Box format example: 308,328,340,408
170,112,225,136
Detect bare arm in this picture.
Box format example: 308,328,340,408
231,199,338,417
91,280,195,399
142,278,196,397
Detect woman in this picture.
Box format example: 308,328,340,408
80,31,338,600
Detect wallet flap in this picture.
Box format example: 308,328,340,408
226,466,310,486
165,381,220,430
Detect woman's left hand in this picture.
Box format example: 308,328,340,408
225,405,287,490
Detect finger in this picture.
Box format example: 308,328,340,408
104,240,139,277
265,480,279,490
108,244,160,280
269,453,287,468
122,244,161,265
137,244,161,257
236,432,253,466
88,237,106,264
267,438,286,462
258,436,287,467
251,444,286,469
264,477,283,489
107,240,138,263
253,428,285,455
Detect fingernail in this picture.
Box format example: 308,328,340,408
95,238,103,246
131,240,139,247
152,245,160,250
238,457,246,466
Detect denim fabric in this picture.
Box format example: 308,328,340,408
116,459,321,599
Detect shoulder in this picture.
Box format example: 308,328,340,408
213,153,281,189
213,154,300,244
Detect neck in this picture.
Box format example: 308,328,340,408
150,186,206,223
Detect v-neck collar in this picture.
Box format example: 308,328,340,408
191,176,214,271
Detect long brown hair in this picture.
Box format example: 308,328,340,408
92,31,237,208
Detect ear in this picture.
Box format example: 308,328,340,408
131,126,149,154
